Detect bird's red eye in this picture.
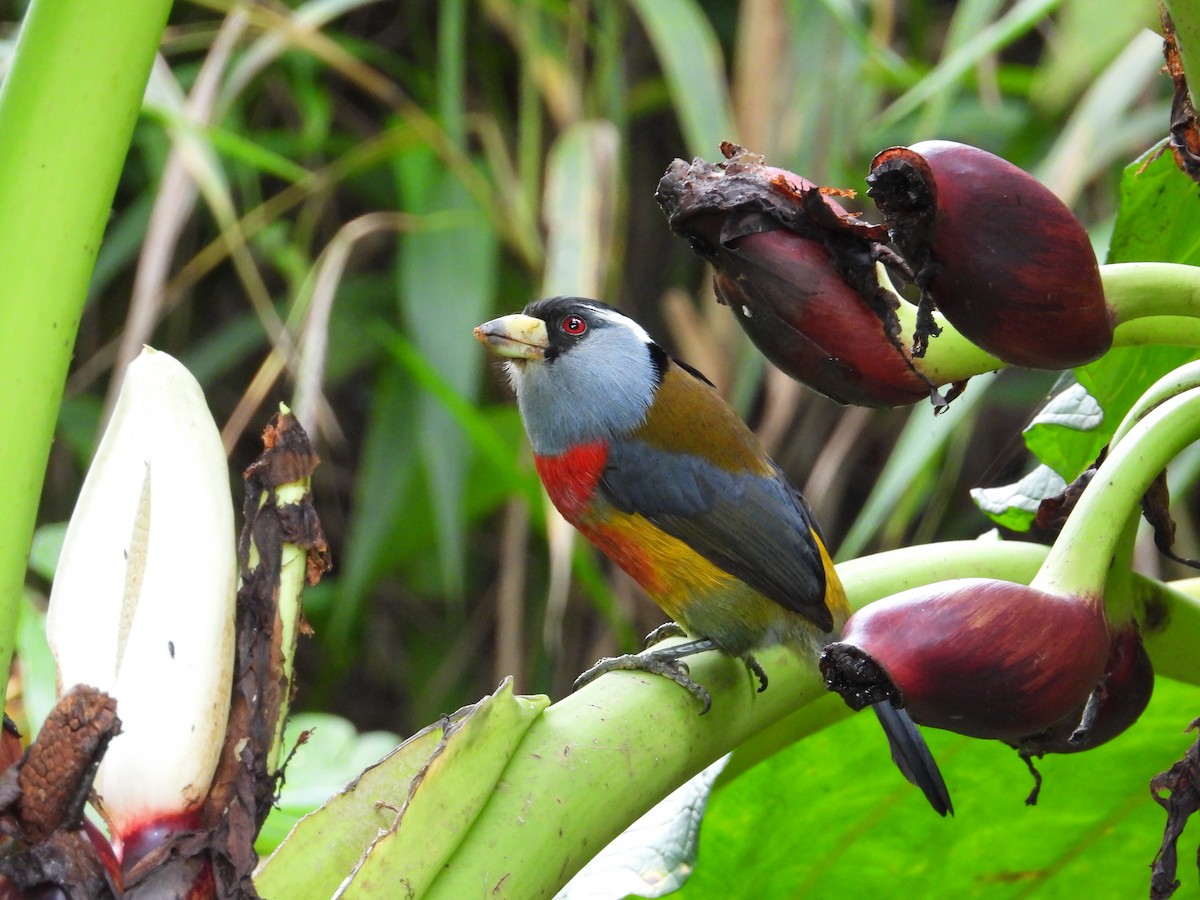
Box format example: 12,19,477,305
561,315,588,336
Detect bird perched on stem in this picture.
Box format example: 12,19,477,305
474,296,952,815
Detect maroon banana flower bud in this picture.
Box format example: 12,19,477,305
709,229,936,406
1014,622,1153,756
819,578,1111,742
866,140,1113,367
657,144,950,407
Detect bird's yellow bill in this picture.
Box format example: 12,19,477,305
474,313,550,360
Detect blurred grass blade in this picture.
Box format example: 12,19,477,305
120,16,248,403
396,151,498,599
912,0,1004,136
876,0,1062,127
1031,0,1156,111
542,120,620,298
221,0,389,111
290,212,413,433
326,365,420,658
381,327,543,503
1034,29,1167,204
838,377,992,559
627,0,737,154
538,119,620,656
16,591,56,738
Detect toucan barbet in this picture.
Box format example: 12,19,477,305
474,296,952,815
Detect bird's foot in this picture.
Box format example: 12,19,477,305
642,621,687,648
574,638,719,713
744,655,768,693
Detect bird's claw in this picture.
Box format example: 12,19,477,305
642,621,687,648
745,655,768,693
573,649,713,713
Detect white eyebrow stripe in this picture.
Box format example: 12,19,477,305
588,305,652,344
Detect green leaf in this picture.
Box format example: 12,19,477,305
1023,347,1200,486
256,712,448,897
970,463,1066,530
1108,145,1200,267
559,756,729,898
676,676,1200,898
1021,379,1105,482
1011,346,1200,527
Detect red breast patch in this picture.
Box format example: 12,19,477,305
534,442,608,523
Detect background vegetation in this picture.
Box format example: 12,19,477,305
5,0,1200,896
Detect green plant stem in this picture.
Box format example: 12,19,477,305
896,262,1200,388
1114,359,1200,444
264,405,310,774
1103,261,1200,322
1114,315,1200,349
421,537,1200,897
1136,576,1200,683
1102,360,1200,624
1034,386,1200,601
0,0,173,681
1102,516,1140,627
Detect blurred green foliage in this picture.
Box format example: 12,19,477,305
9,0,1200,891
10,0,1177,735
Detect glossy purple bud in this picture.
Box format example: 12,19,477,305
657,144,947,407
820,578,1111,741
866,141,1113,368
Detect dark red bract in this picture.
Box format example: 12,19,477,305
1014,622,1153,756
821,578,1111,742
657,144,945,407
712,229,933,406
867,140,1113,368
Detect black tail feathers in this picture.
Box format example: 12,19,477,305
871,701,953,816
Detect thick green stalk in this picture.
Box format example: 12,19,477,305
1034,386,1200,600
1103,262,1200,322
0,0,171,679
897,262,1200,386
422,539,1200,899
1102,359,1200,625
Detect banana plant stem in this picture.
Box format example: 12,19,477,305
1033,387,1200,601
894,262,1200,388
0,0,173,681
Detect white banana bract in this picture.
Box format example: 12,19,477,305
46,346,236,841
